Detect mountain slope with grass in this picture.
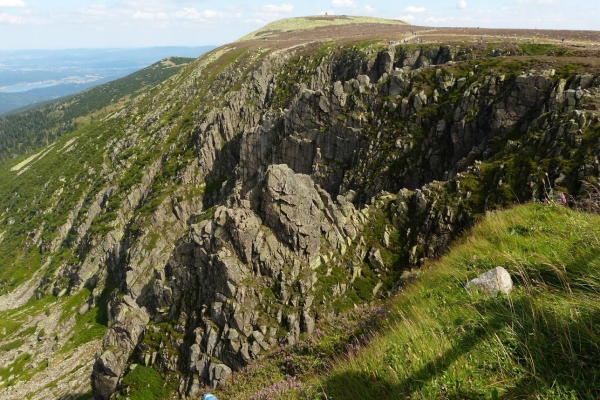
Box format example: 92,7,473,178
238,16,409,41
211,202,600,399
0,16,599,399
320,202,600,399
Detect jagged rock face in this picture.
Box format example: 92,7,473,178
91,295,149,397
110,165,362,394
262,164,324,257
73,42,600,398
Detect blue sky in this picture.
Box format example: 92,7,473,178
0,0,598,50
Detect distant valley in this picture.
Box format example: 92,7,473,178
0,46,215,115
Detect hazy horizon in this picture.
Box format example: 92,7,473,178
0,0,598,51
0,45,214,114
0,45,217,51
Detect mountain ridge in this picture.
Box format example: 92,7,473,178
0,18,599,399
0,46,216,115
238,16,410,42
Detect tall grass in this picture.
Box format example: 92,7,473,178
315,203,600,399
206,203,600,399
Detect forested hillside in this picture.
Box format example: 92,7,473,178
0,57,193,162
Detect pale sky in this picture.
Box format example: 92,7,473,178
0,0,598,50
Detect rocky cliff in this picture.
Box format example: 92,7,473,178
93,41,600,398
0,18,599,400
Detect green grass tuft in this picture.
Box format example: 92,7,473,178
120,366,176,400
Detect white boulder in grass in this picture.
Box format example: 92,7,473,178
466,267,513,294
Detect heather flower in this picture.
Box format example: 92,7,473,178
560,192,567,204
249,375,303,399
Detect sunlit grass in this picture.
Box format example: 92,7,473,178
315,203,600,399
239,16,409,41
208,203,600,399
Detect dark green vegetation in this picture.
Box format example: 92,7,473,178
121,366,178,400
212,203,600,399
0,57,193,162
0,79,113,116
59,286,110,353
519,43,571,57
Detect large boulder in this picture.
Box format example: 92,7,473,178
209,363,232,388
466,267,513,294
91,351,123,399
261,164,324,258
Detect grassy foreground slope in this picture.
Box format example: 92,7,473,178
321,202,600,399
212,202,600,399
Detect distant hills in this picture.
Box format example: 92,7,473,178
0,56,196,162
0,46,215,115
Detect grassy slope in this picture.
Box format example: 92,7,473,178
238,16,409,41
210,202,600,399
320,202,600,399
0,55,212,396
